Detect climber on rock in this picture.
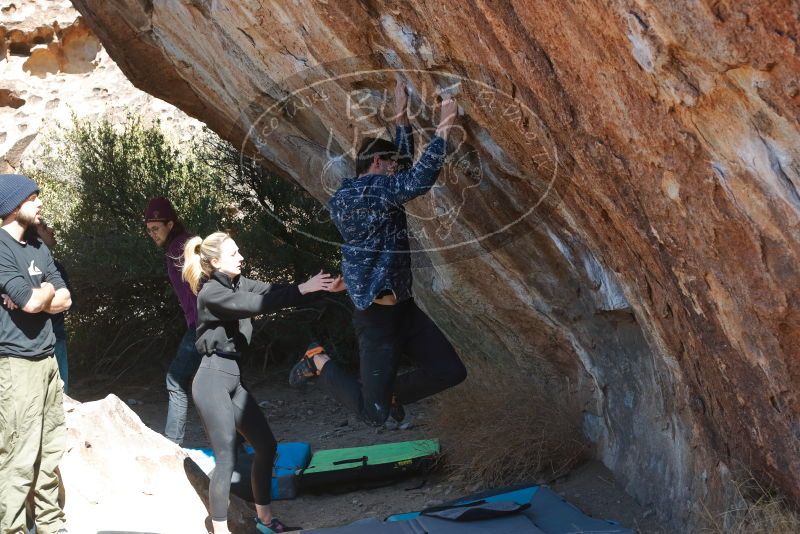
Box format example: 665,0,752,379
289,78,467,427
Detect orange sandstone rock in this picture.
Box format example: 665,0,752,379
69,1,800,528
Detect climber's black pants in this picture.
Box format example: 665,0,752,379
192,354,276,521
319,299,467,426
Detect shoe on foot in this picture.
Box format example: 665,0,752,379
255,516,301,533
289,342,324,387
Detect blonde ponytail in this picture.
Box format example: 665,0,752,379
182,232,229,294
182,236,204,294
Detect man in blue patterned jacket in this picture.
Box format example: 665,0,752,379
290,80,466,426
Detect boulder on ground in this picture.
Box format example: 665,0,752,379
60,394,253,533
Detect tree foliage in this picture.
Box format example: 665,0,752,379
29,116,353,377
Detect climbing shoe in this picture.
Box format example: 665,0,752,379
289,342,324,387
255,516,301,533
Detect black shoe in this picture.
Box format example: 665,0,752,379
289,342,323,387
389,395,405,423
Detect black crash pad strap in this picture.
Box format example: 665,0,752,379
421,500,531,521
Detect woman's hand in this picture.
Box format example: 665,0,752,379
328,276,347,293
298,271,337,294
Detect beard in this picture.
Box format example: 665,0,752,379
17,208,40,227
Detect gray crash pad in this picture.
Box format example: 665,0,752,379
302,513,545,533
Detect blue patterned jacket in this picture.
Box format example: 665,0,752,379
328,126,447,310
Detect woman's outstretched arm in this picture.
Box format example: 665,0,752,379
206,271,338,318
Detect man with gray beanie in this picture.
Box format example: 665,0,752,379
0,174,72,534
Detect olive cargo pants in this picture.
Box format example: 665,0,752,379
0,354,66,534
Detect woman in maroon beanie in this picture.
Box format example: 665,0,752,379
143,197,202,446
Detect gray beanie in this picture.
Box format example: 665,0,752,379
0,174,39,218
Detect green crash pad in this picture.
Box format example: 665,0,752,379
299,439,440,489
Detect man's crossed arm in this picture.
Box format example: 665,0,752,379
2,283,71,314
0,246,71,314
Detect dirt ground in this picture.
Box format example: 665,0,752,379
71,366,668,533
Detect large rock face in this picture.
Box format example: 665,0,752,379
0,0,202,172
69,1,800,527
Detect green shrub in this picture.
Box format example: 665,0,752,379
28,115,354,377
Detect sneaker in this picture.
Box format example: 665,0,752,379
289,342,324,387
255,516,301,533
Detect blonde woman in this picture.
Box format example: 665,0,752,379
183,232,343,534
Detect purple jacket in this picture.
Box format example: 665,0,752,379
165,229,198,328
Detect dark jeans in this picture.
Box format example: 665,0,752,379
192,355,277,522
165,328,203,445
320,299,467,426
53,319,68,393
53,336,68,394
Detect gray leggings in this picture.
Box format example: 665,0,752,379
192,355,276,521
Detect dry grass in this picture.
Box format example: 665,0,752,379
701,478,800,534
431,361,586,487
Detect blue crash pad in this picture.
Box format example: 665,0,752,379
388,485,540,522
189,442,311,500
387,484,633,533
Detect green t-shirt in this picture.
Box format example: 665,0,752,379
0,228,66,358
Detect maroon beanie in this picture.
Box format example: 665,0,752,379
144,197,177,223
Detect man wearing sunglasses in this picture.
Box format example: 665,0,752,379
290,80,467,427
